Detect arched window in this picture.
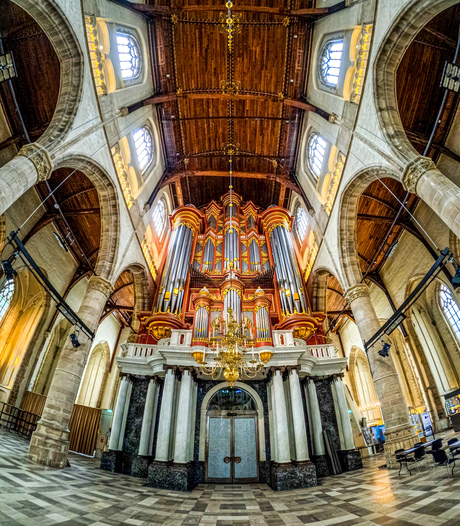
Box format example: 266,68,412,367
0,279,14,321
320,39,343,86
440,284,460,341
295,205,308,243
307,133,327,179
153,198,167,239
116,32,141,80
133,126,154,173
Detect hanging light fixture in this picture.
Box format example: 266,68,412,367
192,307,272,387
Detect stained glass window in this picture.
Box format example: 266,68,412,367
116,32,141,80
307,133,327,179
133,126,153,172
295,205,308,243
440,284,460,341
321,39,343,86
153,198,166,239
0,279,14,322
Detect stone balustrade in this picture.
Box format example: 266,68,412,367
308,345,337,359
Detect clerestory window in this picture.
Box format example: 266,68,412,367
0,279,14,322
153,198,167,239
307,133,327,179
295,205,308,243
133,126,154,173
440,284,460,341
116,32,141,80
320,39,344,86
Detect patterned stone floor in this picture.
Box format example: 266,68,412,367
2,429,460,526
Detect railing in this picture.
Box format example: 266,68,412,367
0,402,40,440
308,345,338,359
124,344,157,358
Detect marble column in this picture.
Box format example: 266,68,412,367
173,368,193,463
333,377,355,450
306,378,325,456
403,156,460,241
288,368,309,461
344,283,415,460
28,276,113,468
272,369,291,463
138,377,159,457
109,376,132,451
155,367,176,462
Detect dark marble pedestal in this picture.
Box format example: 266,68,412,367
270,460,317,491
147,461,195,491
100,450,123,472
339,449,363,472
311,454,330,477
132,456,153,478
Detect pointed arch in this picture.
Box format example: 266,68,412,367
373,0,458,163
77,340,111,408
12,0,84,148
52,156,120,281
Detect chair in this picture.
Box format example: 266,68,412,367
395,448,415,476
448,438,460,475
426,448,453,477
431,439,442,451
413,444,426,471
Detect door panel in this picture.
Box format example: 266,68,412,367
207,417,231,480
234,417,258,481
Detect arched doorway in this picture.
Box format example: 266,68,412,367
206,386,259,483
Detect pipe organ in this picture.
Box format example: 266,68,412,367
140,193,324,346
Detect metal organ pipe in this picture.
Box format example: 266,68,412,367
171,228,194,313
278,226,307,313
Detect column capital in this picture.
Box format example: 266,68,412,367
343,283,369,304
402,156,437,194
17,143,53,182
287,365,301,374
87,275,113,297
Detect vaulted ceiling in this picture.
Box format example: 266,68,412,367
148,0,327,209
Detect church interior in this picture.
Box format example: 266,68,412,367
1,0,460,524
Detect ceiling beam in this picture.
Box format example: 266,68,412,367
360,193,398,213
357,213,424,240
140,93,326,117
164,115,292,123
161,170,300,193
107,1,342,18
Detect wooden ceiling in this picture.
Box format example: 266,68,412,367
0,1,60,147
396,3,460,160
151,0,317,208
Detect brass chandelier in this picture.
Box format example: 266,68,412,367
192,307,273,387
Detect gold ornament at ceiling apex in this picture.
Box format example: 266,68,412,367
219,1,242,53
220,79,241,95
222,142,240,156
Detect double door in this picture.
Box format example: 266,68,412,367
206,413,258,483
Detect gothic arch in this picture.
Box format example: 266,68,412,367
125,263,151,312
373,0,458,163
12,0,84,149
77,340,111,408
311,268,332,312
52,156,120,281
338,167,399,289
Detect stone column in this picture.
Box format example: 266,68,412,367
332,377,355,450
272,369,291,463
109,375,132,451
0,144,53,215
403,156,460,241
155,367,176,462
288,368,309,461
28,276,113,468
344,283,415,461
138,377,159,457
306,378,325,456
173,368,193,464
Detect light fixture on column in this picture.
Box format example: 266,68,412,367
1,257,17,281
378,338,391,358
0,52,17,82
69,328,81,348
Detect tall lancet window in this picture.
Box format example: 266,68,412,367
116,32,141,80
307,133,327,179
295,205,308,243
320,39,343,86
0,279,14,322
153,198,166,240
134,126,154,173
440,284,460,341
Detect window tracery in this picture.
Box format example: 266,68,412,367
440,284,460,341
133,126,154,173
0,279,14,322
295,205,308,243
116,32,141,80
320,39,344,86
153,198,167,239
307,133,327,179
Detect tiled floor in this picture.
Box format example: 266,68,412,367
1,429,460,526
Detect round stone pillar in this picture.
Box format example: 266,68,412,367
0,144,53,215
306,378,325,456
173,368,194,464
288,368,309,461
155,367,176,462
403,156,460,241
272,369,291,463
28,275,113,468
109,375,132,451
344,283,416,462
333,377,355,451
138,377,159,457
